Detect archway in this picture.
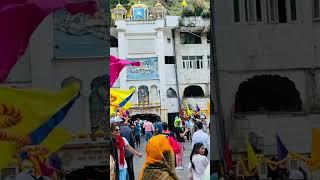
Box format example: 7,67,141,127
89,74,108,133
131,114,160,123
129,86,137,104
167,87,177,98
138,85,149,104
150,85,158,103
183,85,204,98
65,166,108,180
234,75,302,113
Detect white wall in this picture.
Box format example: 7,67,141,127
215,1,315,71
163,29,174,56
233,114,320,154
6,48,32,83
175,31,210,85
29,15,106,135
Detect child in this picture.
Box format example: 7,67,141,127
188,143,210,180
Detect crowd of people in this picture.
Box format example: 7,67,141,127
110,114,211,180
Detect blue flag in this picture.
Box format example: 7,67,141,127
276,134,288,160
196,104,201,112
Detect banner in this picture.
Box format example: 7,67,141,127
127,57,159,80
53,0,107,58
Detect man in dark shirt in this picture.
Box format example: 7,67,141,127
120,121,136,180
173,122,188,169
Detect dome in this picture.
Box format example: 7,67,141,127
116,3,125,9
131,1,148,9
112,3,127,20
151,1,166,19
130,1,148,20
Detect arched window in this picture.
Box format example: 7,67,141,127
150,85,158,103
111,36,118,47
167,88,177,98
129,86,137,104
138,85,149,104
61,76,82,89
234,75,302,113
183,85,204,98
89,74,108,133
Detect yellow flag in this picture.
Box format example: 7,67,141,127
247,141,258,171
186,106,192,116
0,83,80,169
207,101,210,116
110,88,135,116
41,128,72,154
311,128,320,171
181,0,187,7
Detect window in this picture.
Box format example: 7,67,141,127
207,55,210,69
167,88,178,98
165,56,175,64
244,0,263,23
256,0,262,21
182,56,203,69
234,0,240,22
278,0,287,23
245,0,255,22
180,32,202,44
290,0,297,21
314,0,320,20
206,32,211,43
111,36,118,47
267,0,277,22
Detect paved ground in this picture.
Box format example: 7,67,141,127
133,136,193,180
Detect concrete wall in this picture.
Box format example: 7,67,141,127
215,0,320,159
215,1,315,71
233,114,320,154
175,31,210,85
28,15,107,135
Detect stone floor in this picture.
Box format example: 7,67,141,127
133,136,193,180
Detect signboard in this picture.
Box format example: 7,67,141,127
127,57,159,80
53,0,107,58
132,8,146,20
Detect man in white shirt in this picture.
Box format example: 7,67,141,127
200,114,209,133
192,122,210,155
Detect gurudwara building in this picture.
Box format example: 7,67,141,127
111,1,211,128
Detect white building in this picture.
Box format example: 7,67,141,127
111,2,210,127
215,0,320,177
0,2,108,179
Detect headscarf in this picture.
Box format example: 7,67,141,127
115,135,125,166
139,135,179,180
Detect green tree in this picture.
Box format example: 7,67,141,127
192,0,205,16
181,5,195,17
